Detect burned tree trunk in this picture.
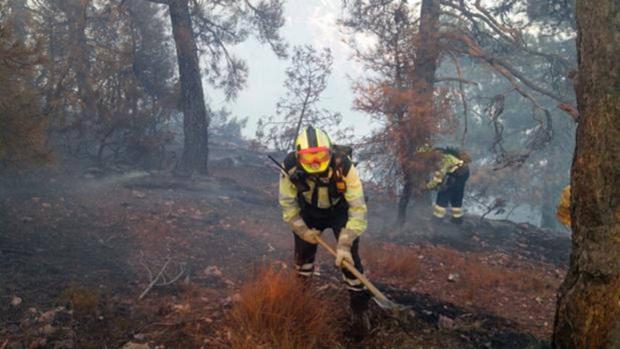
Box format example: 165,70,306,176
553,1,620,348
397,171,413,225
168,0,209,176
397,0,441,224
64,0,97,144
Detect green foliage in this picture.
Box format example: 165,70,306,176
31,0,177,168
210,108,248,144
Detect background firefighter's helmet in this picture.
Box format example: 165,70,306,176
295,126,332,174
416,143,433,153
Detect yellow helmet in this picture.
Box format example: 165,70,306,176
295,126,332,174
416,143,433,153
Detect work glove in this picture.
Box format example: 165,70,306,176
335,228,357,267
290,217,321,244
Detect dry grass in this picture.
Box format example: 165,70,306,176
228,266,344,349
363,242,564,337
424,245,555,297
363,243,421,285
60,286,100,316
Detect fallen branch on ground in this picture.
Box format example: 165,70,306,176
138,255,184,300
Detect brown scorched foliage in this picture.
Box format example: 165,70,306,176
227,266,343,349
0,22,49,169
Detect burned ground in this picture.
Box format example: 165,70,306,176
0,145,570,348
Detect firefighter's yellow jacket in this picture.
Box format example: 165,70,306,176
556,185,571,227
278,153,368,236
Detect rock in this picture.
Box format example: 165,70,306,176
121,342,150,349
448,273,460,282
133,334,146,341
437,315,455,329
220,297,232,307
232,293,242,303
203,266,223,277
11,296,22,307
40,324,56,336
132,190,146,199
535,296,543,304
38,309,56,323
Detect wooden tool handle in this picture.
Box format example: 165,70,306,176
315,236,391,304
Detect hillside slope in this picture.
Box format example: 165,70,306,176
0,143,570,348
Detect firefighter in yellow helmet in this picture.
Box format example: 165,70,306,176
419,145,471,224
278,126,370,337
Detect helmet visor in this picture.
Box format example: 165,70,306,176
298,147,330,172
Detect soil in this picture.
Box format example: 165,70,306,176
0,143,570,348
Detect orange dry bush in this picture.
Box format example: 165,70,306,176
228,266,343,349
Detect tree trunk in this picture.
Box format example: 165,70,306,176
398,0,441,222
66,0,97,142
397,170,413,225
168,0,209,176
552,1,620,348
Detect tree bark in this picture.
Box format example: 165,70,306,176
398,0,441,223
397,169,413,225
66,0,97,140
168,0,209,176
552,1,620,348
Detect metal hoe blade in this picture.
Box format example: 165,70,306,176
315,237,410,313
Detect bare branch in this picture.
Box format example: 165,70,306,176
139,258,171,300
446,51,469,146
434,77,478,85
144,0,171,5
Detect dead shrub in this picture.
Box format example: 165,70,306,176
60,286,100,316
228,266,343,349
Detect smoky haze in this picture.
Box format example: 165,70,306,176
1,0,582,348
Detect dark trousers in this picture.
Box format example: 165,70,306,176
293,203,371,313
436,166,469,214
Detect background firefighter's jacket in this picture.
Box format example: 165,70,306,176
426,150,466,191
278,152,368,236
556,185,571,227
